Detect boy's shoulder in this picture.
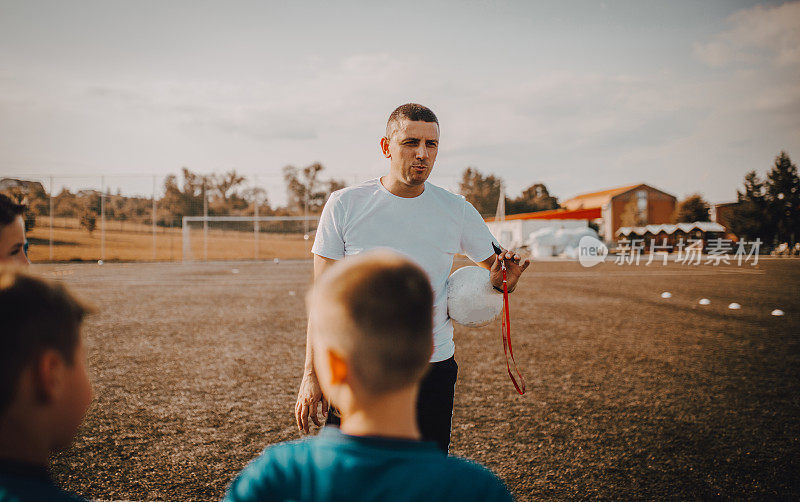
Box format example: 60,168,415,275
223,437,313,501
0,461,87,502
433,455,513,501
224,430,512,502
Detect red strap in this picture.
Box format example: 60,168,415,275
501,266,526,395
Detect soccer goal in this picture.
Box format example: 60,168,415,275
181,215,320,262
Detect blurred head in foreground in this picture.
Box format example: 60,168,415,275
0,194,30,266
0,267,94,464
307,250,433,419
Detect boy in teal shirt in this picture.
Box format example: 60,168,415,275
224,251,512,502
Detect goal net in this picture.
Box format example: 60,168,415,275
182,216,320,262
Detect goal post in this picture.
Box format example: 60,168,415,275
182,215,320,262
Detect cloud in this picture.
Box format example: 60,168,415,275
694,1,800,69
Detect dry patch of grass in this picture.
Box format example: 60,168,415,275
27,219,312,262
43,260,800,501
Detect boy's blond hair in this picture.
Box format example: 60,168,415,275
309,251,433,394
0,266,94,413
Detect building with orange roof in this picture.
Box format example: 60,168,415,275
563,183,676,240
485,183,676,247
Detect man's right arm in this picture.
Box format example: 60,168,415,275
295,253,338,433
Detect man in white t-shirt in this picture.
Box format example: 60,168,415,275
295,103,530,452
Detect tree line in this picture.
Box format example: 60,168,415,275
4,151,797,244
458,167,559,216
1,164,346,233
730,151,799,245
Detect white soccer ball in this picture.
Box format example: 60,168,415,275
447,266,503,327
728,302,741,310
699,298,711,305
661,292,672,299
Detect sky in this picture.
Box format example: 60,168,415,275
1,0,798,206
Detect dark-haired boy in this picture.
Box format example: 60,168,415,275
0,194,30,265
225,251,513,502
0,267,93,501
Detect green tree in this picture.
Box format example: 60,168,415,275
282,163,344,214
241,186,273,216
160,167,207,222
79,191,101,234
506,183,559,214
53,189,82,218
458,167,503,215
731,171,771,242
80,211,97,234
765,151,800,245
671,194,710,223
212,169,247,206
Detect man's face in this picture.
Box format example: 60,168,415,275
382,119,440,187
0,215,30,265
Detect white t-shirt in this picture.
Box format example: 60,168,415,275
312,178,496,362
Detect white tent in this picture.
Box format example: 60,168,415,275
526,226,600,258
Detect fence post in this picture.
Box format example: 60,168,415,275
100,176,105,261
152,175,157,261
202,178,208,262
49,176,54,261
253,182,259,260
182,216,189,262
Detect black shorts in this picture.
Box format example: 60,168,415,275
326,356,459,453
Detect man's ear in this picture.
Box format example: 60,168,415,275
380,136,391,158
33,349,65,403
327,348,349,385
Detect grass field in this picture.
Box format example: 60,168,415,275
26,219,314,262
38,258,799,501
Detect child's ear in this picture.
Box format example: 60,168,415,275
327,349,348,385
33,349,65,403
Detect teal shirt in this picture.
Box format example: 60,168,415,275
0,460,87,502
224,428,513,502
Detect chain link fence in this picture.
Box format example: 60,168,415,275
2,172,461,262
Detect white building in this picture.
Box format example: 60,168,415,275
485,207,596,250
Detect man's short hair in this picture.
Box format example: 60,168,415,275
0,193,26,227
386,103,439,139
310,251,433,394
0,267,94,413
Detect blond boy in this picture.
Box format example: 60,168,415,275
225,251,512,501
0,267,93,501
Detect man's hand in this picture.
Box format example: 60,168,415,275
482,248,530,293
295,372,328,434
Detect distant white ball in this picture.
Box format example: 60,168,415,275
771,309,785,316
661,292,672,299
303,234,310,241
447,266,503,327
699,298,711,305
273,258,280,264
97,260,104,265
728,303,741,310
